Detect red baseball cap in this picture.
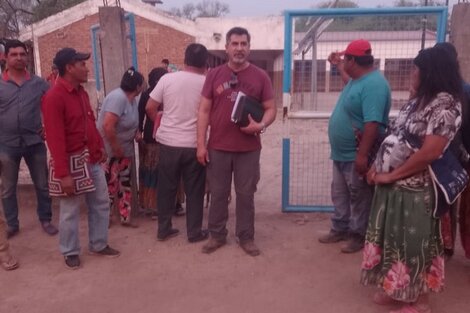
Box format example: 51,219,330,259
341,39,372,57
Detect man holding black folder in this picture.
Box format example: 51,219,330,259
197,27,277,256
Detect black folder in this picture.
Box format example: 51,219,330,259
231,91,264,127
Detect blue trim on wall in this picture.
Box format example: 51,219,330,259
90,24,101,91
125,13,138,70
90,13,139,91
283,12,293,94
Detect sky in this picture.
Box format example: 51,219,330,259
158,0,458,17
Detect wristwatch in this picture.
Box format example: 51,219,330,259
260,122,267,134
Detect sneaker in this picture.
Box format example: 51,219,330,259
41,221,58,236
157,228,180,241
239,240,260,257
318,230,348,244
64,255,81,270
89,245,121,258
341,235,365,253
6,227,19,239
202,237,226,254
188,229,209,243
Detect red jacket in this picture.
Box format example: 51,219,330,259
42,77,104,178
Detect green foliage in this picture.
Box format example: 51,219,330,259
317,0,359,8
32,0,86,23
295,0,443,33
295,0,358,32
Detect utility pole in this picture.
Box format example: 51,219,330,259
421,0,429,50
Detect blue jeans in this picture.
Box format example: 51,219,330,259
330,161,373,237
59,163,110,256
0,143,52,229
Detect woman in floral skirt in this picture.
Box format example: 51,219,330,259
137,67,167,218
361,46,464,313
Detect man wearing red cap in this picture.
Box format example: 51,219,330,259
319,39,391,253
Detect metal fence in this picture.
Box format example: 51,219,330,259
281,6,449,212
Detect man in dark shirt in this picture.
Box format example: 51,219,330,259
0,40,57,238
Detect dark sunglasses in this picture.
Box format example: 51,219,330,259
229,72,238,89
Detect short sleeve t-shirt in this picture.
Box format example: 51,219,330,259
97,88,139,157
375,92,461,188
328,70,391,162
201,64,274,152
149,71,205,148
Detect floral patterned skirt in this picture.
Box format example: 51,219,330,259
360,184,444,303
138,143,159,211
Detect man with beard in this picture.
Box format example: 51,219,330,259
197,27,277,256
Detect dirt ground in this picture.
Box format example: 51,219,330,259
1,115,470,313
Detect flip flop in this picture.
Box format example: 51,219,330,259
1,254,19,271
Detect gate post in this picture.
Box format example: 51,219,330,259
450,3,470,82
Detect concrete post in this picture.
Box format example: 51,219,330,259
450,3,470,82
98,6,129,95
98,7,139,219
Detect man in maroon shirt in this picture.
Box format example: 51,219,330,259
42,48,120,269
197,27,277,256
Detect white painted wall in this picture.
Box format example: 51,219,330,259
195,17,285,50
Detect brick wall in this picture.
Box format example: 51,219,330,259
37,13,194,86
38,14,99,81
134,15,194,77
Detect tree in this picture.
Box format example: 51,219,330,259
0,0,37,38
0,0,86,38
195,0,229,18
170,0,229,20
295,0,445,33
317,0,358,8
295,0,358,32
170,3,196,20
394,0,445,6
32,0,86,23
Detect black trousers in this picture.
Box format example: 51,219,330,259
157,144,205,239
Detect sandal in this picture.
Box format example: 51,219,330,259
1,254,19,271
373,291,397,305
390,304,431,313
